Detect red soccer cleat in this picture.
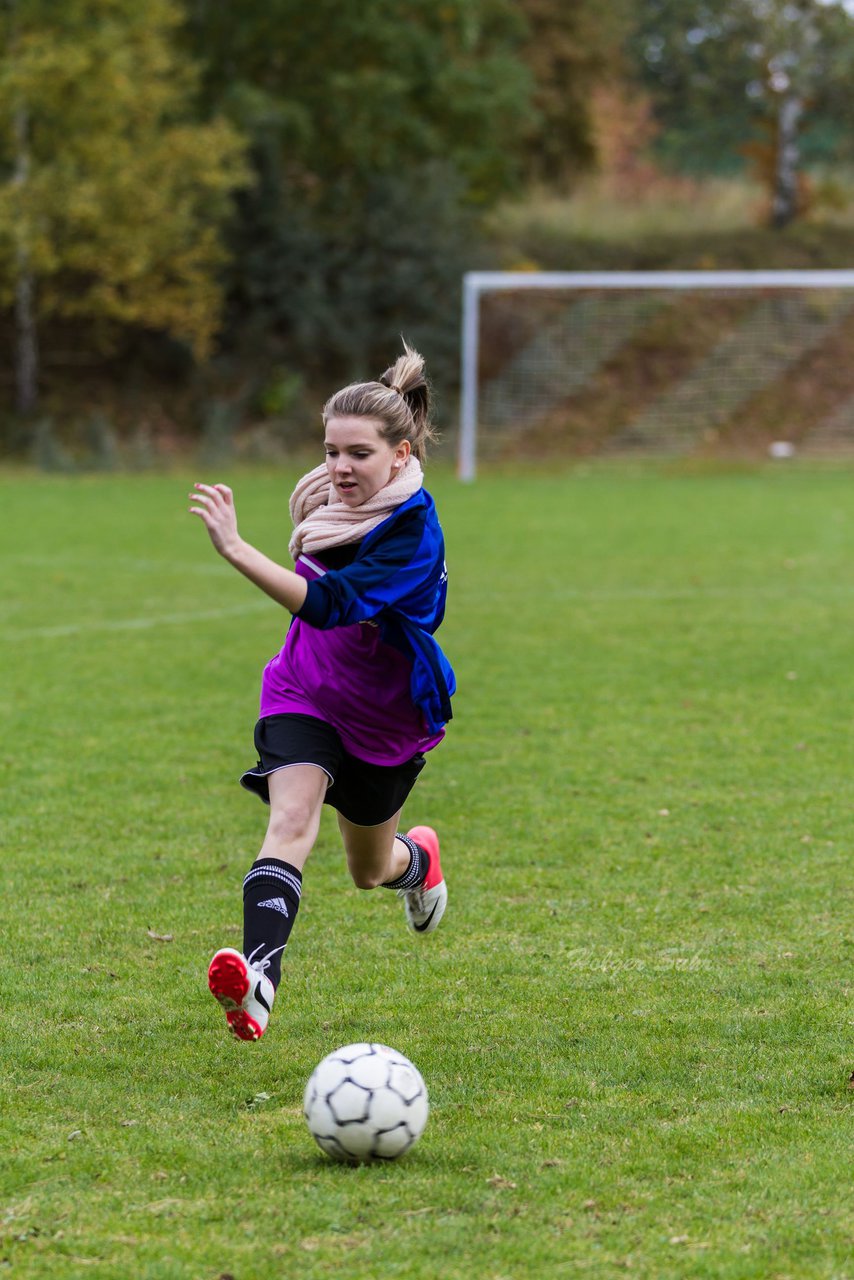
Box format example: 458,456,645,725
207,946,276,1041
401,826,447,934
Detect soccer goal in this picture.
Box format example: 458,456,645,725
458,270,854,479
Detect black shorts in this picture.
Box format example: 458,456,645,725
240,713,426,827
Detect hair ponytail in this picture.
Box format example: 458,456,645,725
323,340,437,463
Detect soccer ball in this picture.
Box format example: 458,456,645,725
303,1042,429,1163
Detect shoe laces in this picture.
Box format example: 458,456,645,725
246,943,285,976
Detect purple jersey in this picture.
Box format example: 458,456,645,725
260,551,445,765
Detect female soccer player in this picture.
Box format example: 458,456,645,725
189,343,454,1040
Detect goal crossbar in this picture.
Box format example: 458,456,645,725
458,269,854,479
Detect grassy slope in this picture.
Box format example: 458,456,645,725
0,464,852,1279
487,176,854,273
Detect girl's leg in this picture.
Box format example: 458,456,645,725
242,765,328,970
209,765,328,1040
256,763,329,870
337,810,407,889
337,812,448,934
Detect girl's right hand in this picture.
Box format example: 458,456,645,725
188,482,242,560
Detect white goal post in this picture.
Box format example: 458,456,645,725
458,269,854,480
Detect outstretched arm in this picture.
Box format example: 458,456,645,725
188,482,307,614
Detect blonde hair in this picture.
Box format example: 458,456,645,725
322,341,436,462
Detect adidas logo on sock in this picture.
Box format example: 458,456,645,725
257,897,290,918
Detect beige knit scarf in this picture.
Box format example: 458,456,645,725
288,456,424,560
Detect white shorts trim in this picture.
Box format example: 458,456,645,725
240,761,334,801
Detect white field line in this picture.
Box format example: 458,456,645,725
2,582,853,645
467,582,854,604
1,600,274,642
2,553,231,576
557,583,854,602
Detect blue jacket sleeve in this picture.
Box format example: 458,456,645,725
296,506,436,630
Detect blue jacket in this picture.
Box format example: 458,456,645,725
295,489,455,734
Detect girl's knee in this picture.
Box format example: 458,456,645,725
266,799,317,847
349,867,385,891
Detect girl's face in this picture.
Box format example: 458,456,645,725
324,415,410,506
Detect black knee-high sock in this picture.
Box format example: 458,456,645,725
381,833,428,890
242,859,302,989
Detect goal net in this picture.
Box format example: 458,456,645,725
458,271,854,479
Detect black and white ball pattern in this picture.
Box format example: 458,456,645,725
303,1043,429,1162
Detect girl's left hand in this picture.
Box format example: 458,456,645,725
188,482,242,560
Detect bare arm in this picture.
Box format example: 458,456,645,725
188,482,308,614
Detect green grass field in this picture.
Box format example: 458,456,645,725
1,462,853,1279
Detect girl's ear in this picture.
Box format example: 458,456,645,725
396,440,411,465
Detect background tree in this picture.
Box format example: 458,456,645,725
627,0,854,224
516,0,633,187
0,0,247,415
182,0,538,402
627,0,760,175
743,0,854,226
